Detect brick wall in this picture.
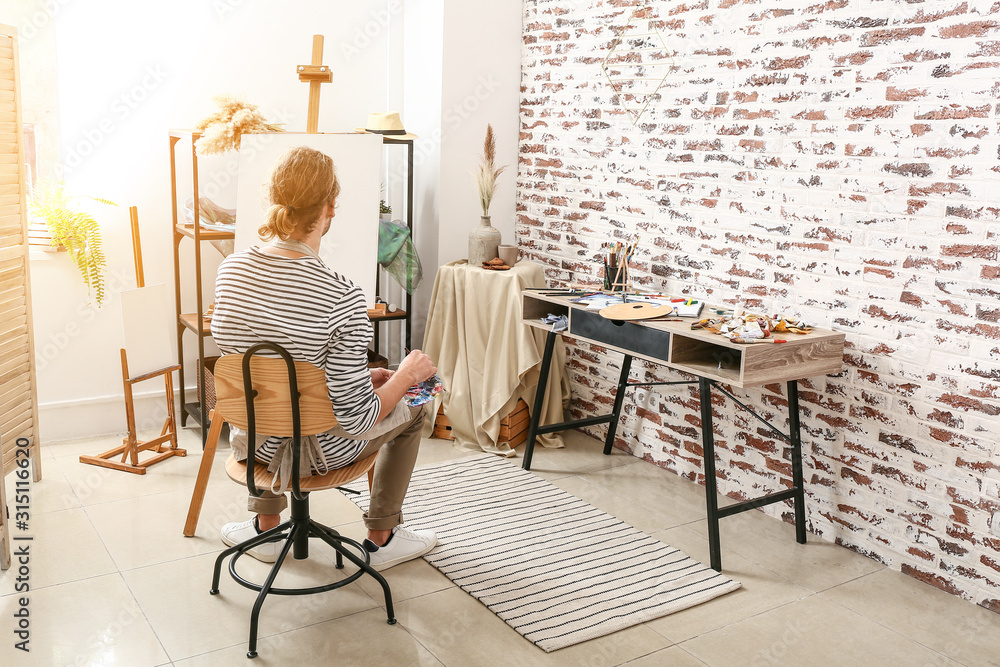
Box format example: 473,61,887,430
519,0,1000,612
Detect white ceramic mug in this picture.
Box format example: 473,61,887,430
498,244,518,266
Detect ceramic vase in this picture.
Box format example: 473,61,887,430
468,215,501,267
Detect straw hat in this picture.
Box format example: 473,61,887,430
354,111,418,140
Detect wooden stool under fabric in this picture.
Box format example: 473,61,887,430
187,343,396,659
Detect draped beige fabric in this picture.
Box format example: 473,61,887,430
0,24,42,570
422,260,570,455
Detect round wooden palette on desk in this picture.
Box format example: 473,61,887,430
599,302,676,321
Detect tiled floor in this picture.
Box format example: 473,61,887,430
3,428,1000,666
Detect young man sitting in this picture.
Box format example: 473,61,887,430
211,145,437,570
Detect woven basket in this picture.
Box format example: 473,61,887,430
198,355,220,411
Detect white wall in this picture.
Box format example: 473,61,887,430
22,0,393,441
402,0,444,347
10,0,524,442
438,0,523,263
401,0,524,350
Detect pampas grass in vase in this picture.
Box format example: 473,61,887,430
476,124,506,217
468,124,507,267
194,94,284,155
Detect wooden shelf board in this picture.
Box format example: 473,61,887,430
175,224,235,241
369,309,408,322
179,313,212,336
670,359,742,385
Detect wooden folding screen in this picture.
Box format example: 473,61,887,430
0,24,42,570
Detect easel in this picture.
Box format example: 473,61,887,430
80,206,186,474
298,34,333,134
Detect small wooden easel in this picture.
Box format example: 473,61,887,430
80,206,186,474
297,34,333,134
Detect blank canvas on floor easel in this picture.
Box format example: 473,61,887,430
79,207,186,474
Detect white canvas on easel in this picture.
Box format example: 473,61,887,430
120,283,175,376
235,132,383,306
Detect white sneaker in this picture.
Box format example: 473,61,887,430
221,517,283,564
363,525,437,571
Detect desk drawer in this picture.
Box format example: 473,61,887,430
569,308,671,362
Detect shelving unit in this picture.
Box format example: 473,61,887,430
169,129,228,445
371,136,415,357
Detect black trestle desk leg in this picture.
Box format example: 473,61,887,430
522,329,558,471
699,377,722,572
788,380,807,544
603,354,633,455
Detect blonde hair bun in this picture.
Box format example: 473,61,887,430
258,146,341,241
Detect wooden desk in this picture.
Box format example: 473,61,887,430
520,292,845,571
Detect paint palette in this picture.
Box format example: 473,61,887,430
405,374,444,408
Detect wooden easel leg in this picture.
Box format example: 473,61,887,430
121,349,140,466
306,35,324,134
164,369,178,450
184,410,224,537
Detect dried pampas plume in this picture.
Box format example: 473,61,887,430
194,94,284,155
475,124,506,217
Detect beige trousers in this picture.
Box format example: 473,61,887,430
247,406,425,531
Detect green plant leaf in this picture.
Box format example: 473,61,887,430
29,183,109,306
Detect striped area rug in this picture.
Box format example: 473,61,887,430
344,454,741,652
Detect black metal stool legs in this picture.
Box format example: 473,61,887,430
246,529,297,658
312,521,397,625
211,493,396,658
211,521,291,594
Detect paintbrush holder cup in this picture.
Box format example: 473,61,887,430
604,263,626,292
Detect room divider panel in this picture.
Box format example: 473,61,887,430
0,23,43,570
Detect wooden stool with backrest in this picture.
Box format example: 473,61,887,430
198,342,396,659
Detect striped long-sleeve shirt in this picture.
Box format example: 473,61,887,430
211,246,380,469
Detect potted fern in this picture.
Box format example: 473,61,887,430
29,184,113,306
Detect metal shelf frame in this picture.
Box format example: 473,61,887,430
372,137,415,356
